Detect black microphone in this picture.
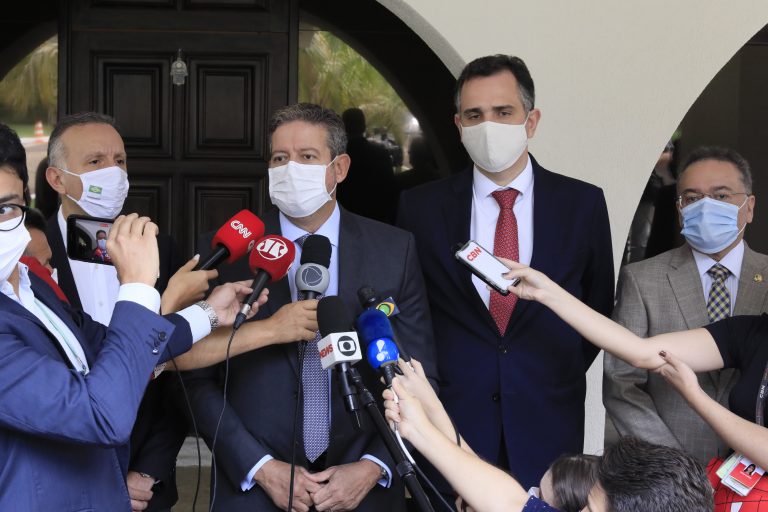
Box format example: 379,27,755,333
317,296,362,426
233,235,295,330
356,285,412,363
296,235,331,300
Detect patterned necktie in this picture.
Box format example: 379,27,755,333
489,188,520,336
296,234,330,462
707,263,731,323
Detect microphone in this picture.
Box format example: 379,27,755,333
233,235,295,330
296,235,331,300
356,285,411,363
317,296,362,422
196,210,265,270
356,308,399,387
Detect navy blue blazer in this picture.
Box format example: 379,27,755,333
397,156,614,489
183,207,437,511
0,273,192,511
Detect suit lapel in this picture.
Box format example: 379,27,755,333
734,243,768,315
46,215,82,310
667,246,708,329
337,209,367,314
442,170,499,335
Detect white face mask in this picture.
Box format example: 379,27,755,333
0,219,31,283
268,158,337,218
460,116,529,173
60,165,129,219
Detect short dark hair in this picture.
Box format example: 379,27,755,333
548,454,600,512
342,108,367,136
455,55,535,113
96,230,107,237
24,207,47,233
48,112,118,169
679,146,753,194
598,437,712,512
0,123,30,203
268,103,347,158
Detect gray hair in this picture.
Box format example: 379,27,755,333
48,112,118,169
268,103,347,158
679,146,753,194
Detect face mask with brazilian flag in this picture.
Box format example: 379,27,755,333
60,165,129,219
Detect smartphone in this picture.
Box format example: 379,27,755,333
66,215,115,266
454,240,520,295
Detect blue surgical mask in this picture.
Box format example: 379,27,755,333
680,197,747,254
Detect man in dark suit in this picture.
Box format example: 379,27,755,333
185,103,436,511
43,112,195,512
397,55,615,489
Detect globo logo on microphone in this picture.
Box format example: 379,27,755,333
257,237,290,260
337,335,358,356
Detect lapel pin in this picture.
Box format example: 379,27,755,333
754,274,763,283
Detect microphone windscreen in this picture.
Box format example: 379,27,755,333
357,285,378,308
211,210,265,263
248,235,295,282
300,234,332,267
318,296,352,337
355,308,395,345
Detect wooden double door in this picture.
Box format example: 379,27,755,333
60,0,297,255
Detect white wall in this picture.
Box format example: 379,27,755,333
379,0,768,454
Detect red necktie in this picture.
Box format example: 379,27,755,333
489,188,519,335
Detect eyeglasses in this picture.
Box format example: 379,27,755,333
676,192,749,208
0,203,29,232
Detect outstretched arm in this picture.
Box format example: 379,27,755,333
383,378,528,512
501,259,724,372
657,351,768,469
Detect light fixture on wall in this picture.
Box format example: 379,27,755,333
170,49,188,86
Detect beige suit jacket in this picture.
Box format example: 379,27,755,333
603,242,768,463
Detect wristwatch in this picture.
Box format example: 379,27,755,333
195,300,220,330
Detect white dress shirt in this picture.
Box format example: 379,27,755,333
691,240,744,315
242,203,391,490
470,155,534,308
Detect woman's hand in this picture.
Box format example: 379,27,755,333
383,377,432,445
394,358,442,417
207,281,268,327
496,258,557,303
655,350,706,404
161,255,218,314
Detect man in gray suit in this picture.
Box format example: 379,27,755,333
604,146,768,464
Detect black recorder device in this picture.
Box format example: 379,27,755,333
454,240,520,295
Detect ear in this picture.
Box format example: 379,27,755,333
525,109,541,138
454,114,462,136
46,166,67,195
332,154,350,184
746,194,756,224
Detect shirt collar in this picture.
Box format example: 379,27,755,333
1,261,31,304
279,202,341,248
692,240,744,280
472,154,533,200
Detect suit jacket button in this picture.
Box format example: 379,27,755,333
152,348,159,354
498,345,507,354
158,331,167,341
491,393,500,402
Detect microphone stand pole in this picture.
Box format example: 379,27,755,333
346,367,435,512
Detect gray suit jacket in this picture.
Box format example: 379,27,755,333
603,242,768,463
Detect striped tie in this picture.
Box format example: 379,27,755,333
706,263,731,323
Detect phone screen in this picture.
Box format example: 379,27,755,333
66,215,115,266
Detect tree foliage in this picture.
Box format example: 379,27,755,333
298,31,411,144
0,36,58,125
